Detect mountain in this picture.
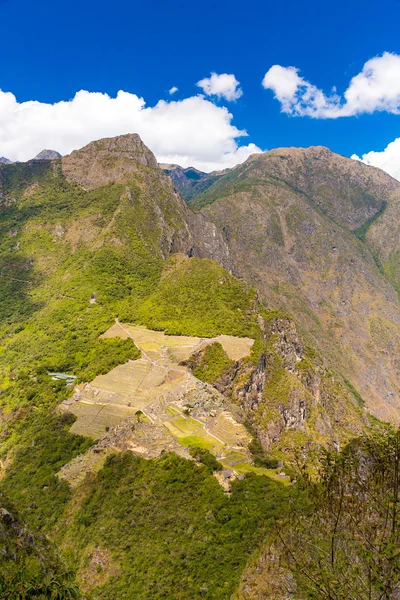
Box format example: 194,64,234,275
160,162,223,202
0,134,399,598
188,146,400,422
0,157,12,164
0,136,362,459
34,149,62,160
0,134,304,597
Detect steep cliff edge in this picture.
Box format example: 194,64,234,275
185,312,367,462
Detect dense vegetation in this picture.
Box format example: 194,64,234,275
189,446,223,473
273,427,400,599
0,491,80,599
1,412,92,531
125,256,260,338
187,342,234,384
61,452,289,599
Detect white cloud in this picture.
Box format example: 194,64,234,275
262,52,400,118
352,138,400,181
169,86,178,95
262,65,341,117
0,89,262,172
344,53,400,115
197,72,243,101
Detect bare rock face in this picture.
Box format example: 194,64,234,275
34,149,62,160
0,157,12,164
62,134,158,189
195,314,365,454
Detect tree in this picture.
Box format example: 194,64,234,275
277,428,400,599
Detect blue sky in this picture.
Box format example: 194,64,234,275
1,0,400,175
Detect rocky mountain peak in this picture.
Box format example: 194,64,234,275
34,149,62,160
61,133,158,189
0,156,12,164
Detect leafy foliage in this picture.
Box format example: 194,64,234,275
122,256,259,338
0,490,81,599
190,342,234,384
0,570,80,600
1,412,92,531
64,452,289,599
276,427,400,599
189,446,223,473
248,434,280,469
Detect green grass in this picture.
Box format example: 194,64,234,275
232,462,291,485
177,435,217,450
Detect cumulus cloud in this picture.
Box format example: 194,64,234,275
262,52,400,118
197,72,243,101
169,86,178,95
352,138,400,181
262,65,341,117
0,89,261,172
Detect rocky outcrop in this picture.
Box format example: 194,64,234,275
0,133,233,273
0,501,50,565
235,544,295,600
34,149,61,160
62,134,158,189
59,134,233,270
0,157,11,165
188,314,366,455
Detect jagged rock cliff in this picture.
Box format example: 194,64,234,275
185,312,367,457
58,135,231,269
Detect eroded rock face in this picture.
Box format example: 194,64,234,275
190,315,365,454
60,133,233,270
236,544,296,600
34,149,62,160
62,134,158,189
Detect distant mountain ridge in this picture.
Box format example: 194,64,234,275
160,162,223,202
0,149,61,165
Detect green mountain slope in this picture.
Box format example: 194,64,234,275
0,135,394,599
